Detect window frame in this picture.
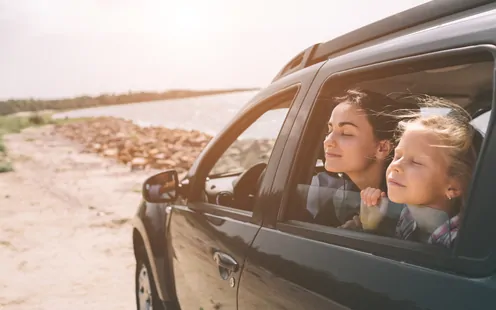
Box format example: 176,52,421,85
185,85,301,218
276,45,496,277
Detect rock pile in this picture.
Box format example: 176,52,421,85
53,117,212,172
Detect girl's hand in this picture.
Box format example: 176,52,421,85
360,187,385,206
360,188,388,231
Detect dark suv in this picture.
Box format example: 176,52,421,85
132,1,496,309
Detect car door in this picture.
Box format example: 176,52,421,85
237,25,496,310
165,79,315,309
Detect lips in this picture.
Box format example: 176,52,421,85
387,177,405,187
325,151,341,158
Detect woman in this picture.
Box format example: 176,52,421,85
306,88,416,227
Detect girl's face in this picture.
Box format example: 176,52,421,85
386,124,460,209
323,102,387,175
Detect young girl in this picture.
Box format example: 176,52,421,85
351,97,477,248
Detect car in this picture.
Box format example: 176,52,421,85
132,1,496,309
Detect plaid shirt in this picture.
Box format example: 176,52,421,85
396,206,460,248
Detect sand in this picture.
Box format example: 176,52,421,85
0,125,156,309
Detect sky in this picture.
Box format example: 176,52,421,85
0,0,429,99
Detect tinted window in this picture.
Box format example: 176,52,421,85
285,58,493,253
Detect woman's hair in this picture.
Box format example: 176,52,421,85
334,88,419,142
396,96,478,205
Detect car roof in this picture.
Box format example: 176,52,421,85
272,0,495,82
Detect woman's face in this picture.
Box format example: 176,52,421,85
323,102,382,175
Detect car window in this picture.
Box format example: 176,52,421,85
470,110,491,134
284,56,493,255
290,101,482,250
210,107,290,176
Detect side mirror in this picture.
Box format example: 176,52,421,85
142,170,179,203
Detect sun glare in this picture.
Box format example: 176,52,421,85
161,3,215,41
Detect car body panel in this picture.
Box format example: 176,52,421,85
239,225,496,310
167,205,259,309
132,201,173,302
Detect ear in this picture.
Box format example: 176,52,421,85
375,140,392,161
445,178,463,200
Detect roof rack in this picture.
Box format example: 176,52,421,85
272,0,495,82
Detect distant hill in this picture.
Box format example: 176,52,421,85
0,88,260,116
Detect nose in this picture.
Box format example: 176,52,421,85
323,131,336,148
389,158,403,173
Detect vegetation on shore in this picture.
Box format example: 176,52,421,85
0,112,87,172
0,88,260,116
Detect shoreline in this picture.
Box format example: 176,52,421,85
0,88,260,116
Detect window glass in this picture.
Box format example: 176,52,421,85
210,103,292,177
286,59,493,251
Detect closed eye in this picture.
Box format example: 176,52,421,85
325,129,352,137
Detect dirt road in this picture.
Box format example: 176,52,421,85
0,125,156,309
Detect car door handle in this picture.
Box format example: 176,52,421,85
213,251,239,273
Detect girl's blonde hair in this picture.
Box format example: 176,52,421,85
395,96,478,202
